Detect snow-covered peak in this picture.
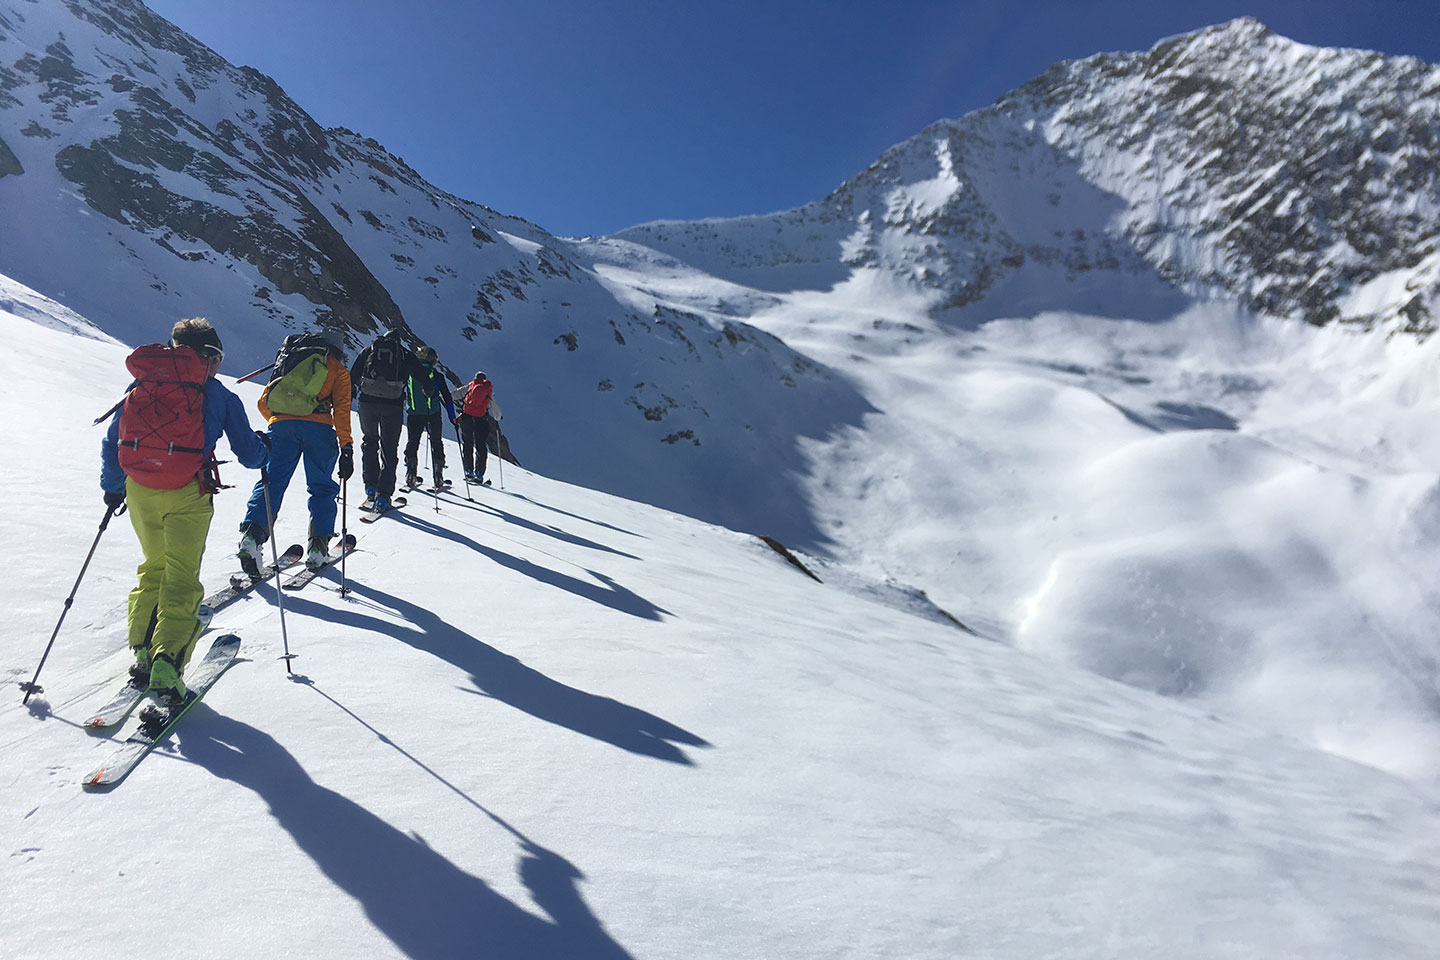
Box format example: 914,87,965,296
618,18,1439,334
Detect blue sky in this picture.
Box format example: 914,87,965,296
143,0,1440,238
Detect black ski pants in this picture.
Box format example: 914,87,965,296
358,399,404,499
404,411,447,481
458,413,489,478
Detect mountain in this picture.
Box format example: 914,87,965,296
0,0,866,545
614,18,1439,334
4,7,1438,543
6,4,1440,784
2,277,1439,959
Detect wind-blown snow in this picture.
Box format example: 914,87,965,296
2,276,1439,959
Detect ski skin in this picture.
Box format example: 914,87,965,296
84,605,215,729
281,533,359,590
83,546,299,730
359,496,407,523
203,543,304,610
81,634,241,790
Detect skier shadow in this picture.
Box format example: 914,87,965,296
431,495,642,561
392,511,668,621
281,588,709,765
484,490,644,540
175,709,635,960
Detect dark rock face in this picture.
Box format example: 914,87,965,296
8,0,399,344
0,133,21,176
997,19,1440,332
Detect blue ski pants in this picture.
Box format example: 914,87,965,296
242,418,340,539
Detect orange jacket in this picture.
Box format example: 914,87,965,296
258,355,354,447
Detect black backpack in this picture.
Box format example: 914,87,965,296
360,334,406,400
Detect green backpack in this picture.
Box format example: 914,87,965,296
264,334,333,416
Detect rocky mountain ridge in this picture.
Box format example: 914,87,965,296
2,3,1436,546
616,18,1439,335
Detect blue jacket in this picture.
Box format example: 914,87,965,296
101,379,269,493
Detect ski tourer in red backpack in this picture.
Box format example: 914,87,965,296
455,371,499,484
100,318,269,704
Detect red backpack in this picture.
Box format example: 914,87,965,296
462,378,493,417
116,344,210,490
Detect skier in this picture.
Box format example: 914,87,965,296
454,370,500,484
237,332,354,572
100,318,269,704
402,345,458,489
349,329,443,512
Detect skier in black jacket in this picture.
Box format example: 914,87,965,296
403,345,458,489
349,330,442,511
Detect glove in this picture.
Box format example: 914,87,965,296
338,444,354,480
449,416,458,426
255,430,272,449
103,489,126,509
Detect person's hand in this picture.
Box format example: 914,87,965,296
449,416,458,426
255,430,272,449
103,489,126,509
338,444,354,480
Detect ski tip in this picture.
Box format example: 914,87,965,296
209,633,242,653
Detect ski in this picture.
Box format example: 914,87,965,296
359,496,406,523
81,634,241,789
281,534,359,590
201,543,304,612
83,605,215,729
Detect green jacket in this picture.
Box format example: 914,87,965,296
406,366,457,419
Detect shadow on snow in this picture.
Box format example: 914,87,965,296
419,492,643,561
388,511,669,621
279,585,708,766
176,708,635,960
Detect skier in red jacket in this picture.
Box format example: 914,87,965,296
455,371,498,484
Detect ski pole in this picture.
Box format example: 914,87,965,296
426,426,439,513
454,422,474,500
21,502,125,704
339,478,349,597
497,438,505,491
259,469,295,673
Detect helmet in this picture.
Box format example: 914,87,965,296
474,371,487,382
417,346,437,363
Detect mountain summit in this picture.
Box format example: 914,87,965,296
616,17,1439,334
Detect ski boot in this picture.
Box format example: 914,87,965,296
147,654,188,708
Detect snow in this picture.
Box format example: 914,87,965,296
3,275,1440,959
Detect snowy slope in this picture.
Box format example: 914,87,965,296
0,0,865,546
3,280,1440,960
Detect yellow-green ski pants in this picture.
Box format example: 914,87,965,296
125,478,214,669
